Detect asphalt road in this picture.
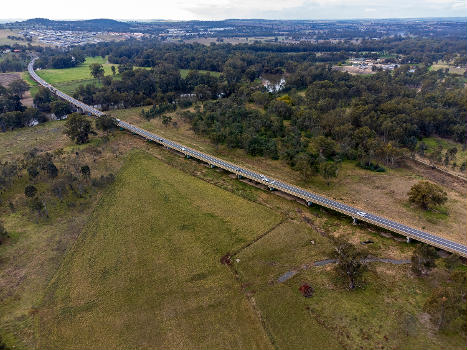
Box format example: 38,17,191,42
28,58,467,257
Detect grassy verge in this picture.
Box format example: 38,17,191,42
21,71,40,97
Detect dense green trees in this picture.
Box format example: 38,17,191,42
0,82,48,131
51,100,72,119
32,37,465,180
35,50,85,69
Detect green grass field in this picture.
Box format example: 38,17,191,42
33,57,154,95
33,56,116,95
180,69,221,79
36,56,116,85
36,151,280,349
54,78,103,96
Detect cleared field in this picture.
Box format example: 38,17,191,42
0,29,30,46
54,78,103,96
36,56,116,86
430,64,466,75
0,120,68,160
333,65,375,75
0,72,22,87
33,57,152,95
110,107,467,246
32,56,113,96
180,69,221,78
36,151,280,349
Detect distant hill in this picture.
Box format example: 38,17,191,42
7,18,133,32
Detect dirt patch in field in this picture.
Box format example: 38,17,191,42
405,159,466,195
0,72,34,106
0,72,21,87
333,65,375,75
21,90,34,107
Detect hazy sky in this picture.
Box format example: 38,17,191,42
2,0,466,21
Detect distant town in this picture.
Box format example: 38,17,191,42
18,29,151,47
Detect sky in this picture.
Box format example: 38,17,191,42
1,0,466,21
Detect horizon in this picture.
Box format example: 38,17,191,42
1,16,466,23
2,0,466,22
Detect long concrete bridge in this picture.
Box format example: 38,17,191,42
28,58,467,258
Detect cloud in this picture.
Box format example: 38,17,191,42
1,0,466,20
182,0,467,19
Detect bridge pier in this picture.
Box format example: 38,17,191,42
237,174,242,179
307,201,313,207
268,186,275,191
352,217,357,225
209,164,215,169
407,237,411,243
185,154,191,159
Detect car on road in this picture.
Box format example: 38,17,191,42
357,211,367,217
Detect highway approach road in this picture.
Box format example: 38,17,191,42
28,58,467,258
